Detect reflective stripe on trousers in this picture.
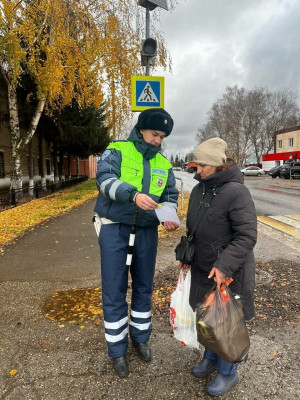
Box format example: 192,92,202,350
99,223,158,358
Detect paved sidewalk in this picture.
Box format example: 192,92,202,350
0,200,299,400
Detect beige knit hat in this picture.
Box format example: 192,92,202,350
193,137,227,166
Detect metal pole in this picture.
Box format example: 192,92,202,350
146,7,150,76
180,179,184,210
174,176,184,210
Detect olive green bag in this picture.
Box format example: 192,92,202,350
196,283,250,364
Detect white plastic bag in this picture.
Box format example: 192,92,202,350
169,270,199,349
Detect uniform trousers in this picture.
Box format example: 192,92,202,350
99,222,158,358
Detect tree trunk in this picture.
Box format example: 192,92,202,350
28,140,34,196
7,75,46,192
8,82,23,194
38,131,46,190
24,98,46,145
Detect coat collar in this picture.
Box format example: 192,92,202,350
128,127,161,160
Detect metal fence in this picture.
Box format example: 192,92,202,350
0,175,88,210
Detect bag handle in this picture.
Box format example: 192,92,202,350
188,185,221,237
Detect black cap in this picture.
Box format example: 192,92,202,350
135,108,174,136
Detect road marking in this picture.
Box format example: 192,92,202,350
257,215,300,239
270,215,300,229
287,215,300,222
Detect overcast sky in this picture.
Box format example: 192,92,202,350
136,0,300,159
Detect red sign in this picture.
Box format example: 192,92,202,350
262,151,300,161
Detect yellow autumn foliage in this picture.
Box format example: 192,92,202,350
0,179,98,247
0,0,173,137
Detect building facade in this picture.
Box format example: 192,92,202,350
262,126,300,171
0,123,97,191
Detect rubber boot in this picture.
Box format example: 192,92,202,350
191,357,217,378
206,372,238,397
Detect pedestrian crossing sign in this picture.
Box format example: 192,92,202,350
131,75,164,111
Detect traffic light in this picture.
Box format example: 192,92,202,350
138,0,169,11
141,38,157,66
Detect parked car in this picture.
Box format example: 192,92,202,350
172,167,182,171
268,165,284,178
240,166,265,176
279,162,300,179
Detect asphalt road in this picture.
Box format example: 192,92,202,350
243,177,300,216
174,171,300,214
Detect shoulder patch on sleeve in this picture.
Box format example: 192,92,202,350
101,150,111,160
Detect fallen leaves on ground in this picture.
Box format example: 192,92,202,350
251,260,300,330
41,287,103,323
40,279,176,326
0,179,98,248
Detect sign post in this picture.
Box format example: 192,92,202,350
132,1,169,111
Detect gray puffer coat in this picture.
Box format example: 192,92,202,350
187,164,257,320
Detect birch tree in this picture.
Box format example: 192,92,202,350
0,0,104,190
1,0,174,191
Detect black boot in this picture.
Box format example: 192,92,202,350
112,356,129,378
191,357,217,378
207,372,238,397
132,342,151,361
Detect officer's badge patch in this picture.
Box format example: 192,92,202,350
157,178,163,187
101,150,111,160
152,169,166,175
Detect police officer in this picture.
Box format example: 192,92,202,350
94,108,179,377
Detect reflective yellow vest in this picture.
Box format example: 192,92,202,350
108,141,171,197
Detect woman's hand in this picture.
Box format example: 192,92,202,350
163,221,179,232
178,262,190,271
208,266,226,288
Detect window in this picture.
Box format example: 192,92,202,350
0,151,4,178
289,138,294,147
278,140,282,149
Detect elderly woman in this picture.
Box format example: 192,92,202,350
180,137,257,397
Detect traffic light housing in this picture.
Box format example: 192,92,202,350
138,0,169,11
141,38,157,66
